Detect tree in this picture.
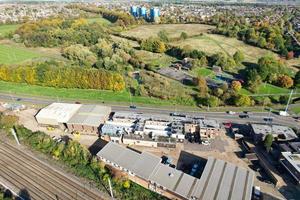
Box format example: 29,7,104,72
257,37,267,48
245,68,262,92
233,50,244,64
277,75,294,88
264,134,274,152
180,32,188,40
231,81,242,92
123,180,131,189
62,44,97,66
207,96,220,107
234,95,252,107
197,76,208,97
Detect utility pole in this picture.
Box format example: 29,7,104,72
284,89,294,113
11,128,20,145
108,177,114,199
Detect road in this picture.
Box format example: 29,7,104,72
0,141,106,200
0,93,299,129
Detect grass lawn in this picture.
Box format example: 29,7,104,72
190,67,215,78
0,24,19,37
134,50,176,68
291,106,300,114
122,24,214,40
0,44,42,64
171,34,278,63
86,17,111,26
0,81,192,107
257,83,290,95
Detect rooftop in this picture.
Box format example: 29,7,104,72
251,124,297,141
97,142,254,200
67,105,111,127
282,152,300,172
36,103,81,124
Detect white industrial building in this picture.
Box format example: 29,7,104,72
35,103,81,126
35,103,111,134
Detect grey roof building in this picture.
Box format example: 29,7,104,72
97,142,254,200
280,152,300,184
250,124,297,143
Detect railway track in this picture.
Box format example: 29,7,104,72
0,141,106,200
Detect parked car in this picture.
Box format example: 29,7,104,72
239,114,249,118
279,111,289,116
201,140,211,146
264,117,274,122
129,105,137,109
190,163,199,176
227,111,236,115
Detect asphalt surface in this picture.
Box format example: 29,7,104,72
0,93,299,129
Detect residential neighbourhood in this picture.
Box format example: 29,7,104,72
0,0,300,200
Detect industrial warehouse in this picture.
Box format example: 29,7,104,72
97,142,255,200
35,103,111,134
35,103,222,146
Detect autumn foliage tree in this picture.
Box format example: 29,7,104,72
231,80,242,92
0,63,125,91
197,76,208,97
277,75,294,88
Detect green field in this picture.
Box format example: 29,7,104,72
257,83,290,94
0,24,19,36
122,24,214,39
0,44,43,64
86,17,111,26
191,67,215,78
135,50,176,68
171,34,278,63
0,81,191,106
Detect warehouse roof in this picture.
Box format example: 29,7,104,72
67,105,111,127
97,142,254,200
36,103,81,125
190,157,254,200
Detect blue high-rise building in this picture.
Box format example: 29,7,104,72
130,6,138,17
150,7,160,21
138,7,147,18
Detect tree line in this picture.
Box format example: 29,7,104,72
68,5,139,27
0,62,125,91
13,18,108,47
212,13,300,58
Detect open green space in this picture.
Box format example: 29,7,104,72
0,81,192,107
122,24,214,40
0,44,42,64
135,50,176,68
171,34,278,63
190,67,215,78
86,17,111,26
257,83,290,94
291,106,300,114
0,24,19,36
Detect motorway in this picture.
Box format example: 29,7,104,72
0,141,106,200
0,93,300,129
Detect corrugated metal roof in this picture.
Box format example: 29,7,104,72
36,103,82,125
97,142,254,200
67,105,111,127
